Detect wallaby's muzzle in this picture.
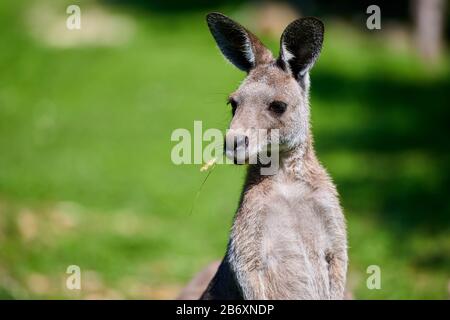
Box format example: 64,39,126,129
224,131,249,165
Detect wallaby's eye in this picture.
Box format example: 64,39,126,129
269,101,287,115
228,98,238,116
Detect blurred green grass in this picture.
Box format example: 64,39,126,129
0,1,448,299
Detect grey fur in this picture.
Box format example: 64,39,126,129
201,13,347,300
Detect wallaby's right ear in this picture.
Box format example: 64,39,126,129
206,12,272,72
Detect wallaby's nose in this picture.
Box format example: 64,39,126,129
226,134,248,151
224,133,249,163
244,135,249,147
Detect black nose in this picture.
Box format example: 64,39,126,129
224,134,248,152
236,134,248,150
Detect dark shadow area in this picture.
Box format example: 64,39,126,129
102,0,408,17
102,0,243,12
413,245,450,272
312,70,450,236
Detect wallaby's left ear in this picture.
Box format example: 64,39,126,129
206,12,273,72
277,17,324,80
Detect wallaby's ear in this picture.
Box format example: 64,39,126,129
206,12,272,72
277,17,324,80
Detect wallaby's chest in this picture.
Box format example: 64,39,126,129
228,181,332,299
232,181,331,266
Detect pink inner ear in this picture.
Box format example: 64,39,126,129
247,33,274,67
206,12,273,72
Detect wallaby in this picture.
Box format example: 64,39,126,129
194,13,347,300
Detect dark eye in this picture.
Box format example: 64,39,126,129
228,98,238,116
269,101,287,115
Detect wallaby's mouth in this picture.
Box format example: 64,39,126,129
232,156,247,165
224,144,266,166
225,148,248,165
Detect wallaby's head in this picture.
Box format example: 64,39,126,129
206,13,324,164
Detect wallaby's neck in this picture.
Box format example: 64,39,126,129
243,133,318,189
227,133,322,297
230,132,320,244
